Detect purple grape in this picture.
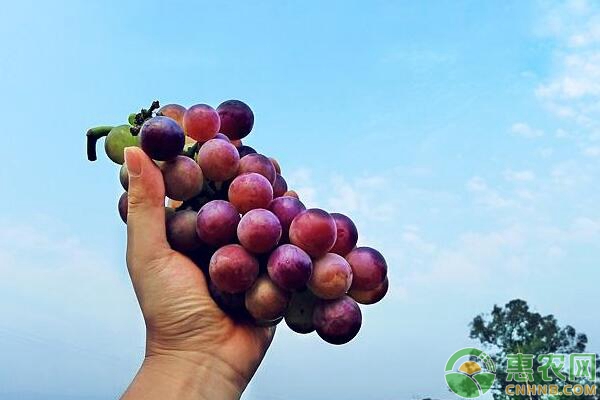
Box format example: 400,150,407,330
118,192,128,223
217,100,254,140
313,296,362,345
238,153,277,184
345,247,388,291
272,174,288,198
161,156,204,201
197,139,240,182
237,145,257,158
119,164,129,191
209,282,250,320
268,196,306,242
237,209,282,253
289,209,337,258
245,275,290,321
329,213,358,256
285,289,319,334
267,244,312,291
308,253,353,300
228,173,273,214
348,277,388,305
196,200,240,247
209,244,259,293
166,210,202,253
140,116,185,161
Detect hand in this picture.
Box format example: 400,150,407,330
121,147,275,400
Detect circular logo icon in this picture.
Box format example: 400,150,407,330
445,348,496,398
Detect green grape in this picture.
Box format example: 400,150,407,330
104,125,139,165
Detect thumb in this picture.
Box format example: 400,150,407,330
124,147,170,272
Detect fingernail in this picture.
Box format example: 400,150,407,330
124,147,142,177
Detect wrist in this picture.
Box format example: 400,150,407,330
122,351,246,400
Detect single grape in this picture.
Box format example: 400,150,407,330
196,200,240,247
308,253,353,300
118,192,128,223
237,145,257,158
283,190,299,199
313,296,362,345
345,247,387,291
209,244,259,294
268,196,306,241
285,289,319,334
158,104,186,128
245,275,290,321
119,164,129,191
237,209,282,253
209,282,250,320
272,174,288,198
228,173,273,214
267,244,312,290
183,104,220,142
140,116,185,161
161,155,204,201
269,157,281,174
166,210,202,253
197,139,240,182
329,213,358,256
238,153,276,184
197,132,230,148
348,277,388,305
289,209,337,258
105,125,139,165
217,100,254,140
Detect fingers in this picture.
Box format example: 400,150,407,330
125,147,170,271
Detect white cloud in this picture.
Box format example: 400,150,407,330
510,122,544,138
503,169,536,182
583,145,600,156
466,177,517,209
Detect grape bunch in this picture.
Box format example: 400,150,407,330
86,100,389,345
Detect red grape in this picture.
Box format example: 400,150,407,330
283,190,298,199
267,244,313,290
161,155,204,201
158,104,186,128
183,104,220,142
285,290,318,334
348,277,388,305
217,100,254,140
197,139,240,182
238,153,276,184
245,275,290,321
268,196,306,241
272,174,288,197
140,116,185,161
228,173,273,214
345,247,387,291
329,213,358,256
308,253,353,300
166,210,202,253
209,244,259,293
237,209,282,253
269,157,281,174
118,192,128,223
313,296,362,345
196,200,240,247
289,209,337,257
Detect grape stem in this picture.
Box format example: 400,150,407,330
86,126,114,161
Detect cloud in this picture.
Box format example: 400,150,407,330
503,169,536,182
510,122,544,138
466,177,517,209
583,145,600,156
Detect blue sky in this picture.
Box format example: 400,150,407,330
0,1,599,399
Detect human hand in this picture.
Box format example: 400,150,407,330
121,147,275,400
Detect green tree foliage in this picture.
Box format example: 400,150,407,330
469,299,598,400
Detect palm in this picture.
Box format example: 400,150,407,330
136,249,274,382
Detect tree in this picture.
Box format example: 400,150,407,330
469,299,598,400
